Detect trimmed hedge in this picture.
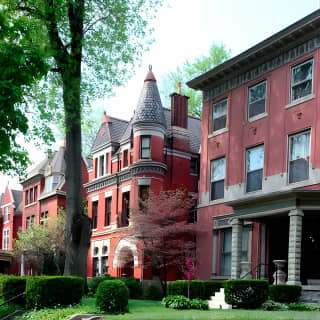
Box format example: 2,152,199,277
88,275,114,297
96,280,129,313
145,284,162,300
162,295,208,310
224,280,268,309
121,277,143,299
2,276,27,306
269,284,301,303
26,276,84,309
168,280,224,299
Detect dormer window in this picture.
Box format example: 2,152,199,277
45,175,59,193
4,207,10,223
141,136,151,159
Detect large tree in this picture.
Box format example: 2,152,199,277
160,42,231,117
2,0,162,278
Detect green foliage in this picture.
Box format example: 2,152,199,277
145,284,163,300
96,280,129,313
162,295,208,310
2,276,27,306
121,277,143,299
0,10,52,175
25,276,84,309
261,300,288,311
88,275,115,297
168,280,224,299
268,284,301,303
0,302,22,318
162,295,191,309
190,298,209,310
160,42,231,117
287,302,320,311
224,280,269,309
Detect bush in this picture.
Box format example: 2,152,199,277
261,300,288,311
268,284,301,303
145,284,162,300
162,295,191,309
2,276,27,306
190,298,209,310
26,276,84,309
96,280,129,313
168,280,224,299
224,280,268,309
121,277,143,299
88,275,114,297
287,302,320,311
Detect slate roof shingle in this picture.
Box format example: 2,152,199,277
11,189,23,214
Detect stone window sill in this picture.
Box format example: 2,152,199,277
208,127,228,139
285,93,315,109
248,112,268,123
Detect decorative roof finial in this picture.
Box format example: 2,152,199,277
149,64,152,71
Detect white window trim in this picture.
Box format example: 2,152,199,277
3,206,10,223
212,98,228,134
210,157,226,201
245,144,264,194
290,58,314,103
287,129,311,185
3,228,10,251
247,80,267,122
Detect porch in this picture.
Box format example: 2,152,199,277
226,189,320,287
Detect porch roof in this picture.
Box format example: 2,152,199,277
225,189,320,219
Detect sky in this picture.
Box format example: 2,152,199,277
1,0,319,193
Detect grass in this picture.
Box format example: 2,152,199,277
13,298,320,320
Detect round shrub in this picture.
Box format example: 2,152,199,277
269,284,301,303
121,277,143,299
224,280,268,309
145,284,162,300
88,275,114,297
96,280,129,313
162,295,191,309
190,298,209,310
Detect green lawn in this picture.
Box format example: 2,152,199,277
14,298,320,320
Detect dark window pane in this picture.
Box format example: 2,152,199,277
249,99,266,118
122,192,130,227
213,115,226,131
292,80,312,100
92,201,98,229
246,169,263,192
289,158,309,183
211,180,224,200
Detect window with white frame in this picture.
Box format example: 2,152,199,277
246,145,264,193
4,207,10,223
140,136,151,159
99,154,105,176
212,99,228,133
291,59,313,102
289,131,310,183
45,175,59,193
3,229,9,250
248,81,266,120
210,157,226,201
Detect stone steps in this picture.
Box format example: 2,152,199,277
300,290,320,305
207,288,232,309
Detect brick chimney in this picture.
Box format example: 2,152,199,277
170,82,189,129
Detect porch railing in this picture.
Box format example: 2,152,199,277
240,263,269,280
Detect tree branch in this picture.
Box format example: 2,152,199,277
83,15,109,35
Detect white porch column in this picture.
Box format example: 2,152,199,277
231,218,243,279
287,209,303,286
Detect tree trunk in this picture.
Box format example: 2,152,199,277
62,69,90,279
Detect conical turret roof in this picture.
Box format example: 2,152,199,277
132,66,166,128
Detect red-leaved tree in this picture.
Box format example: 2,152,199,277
129,189,196,296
